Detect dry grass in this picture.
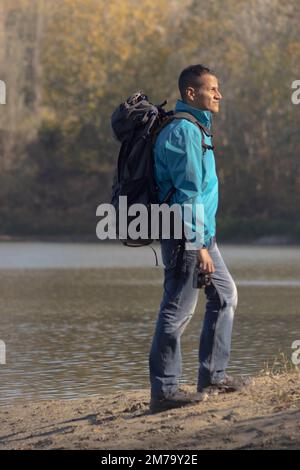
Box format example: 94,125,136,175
260,351,298,376
254,353,300,412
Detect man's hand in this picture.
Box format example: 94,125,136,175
198,248,215,274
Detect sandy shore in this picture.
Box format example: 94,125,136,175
0,371,299,450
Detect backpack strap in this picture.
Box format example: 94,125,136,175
152,111,214,153
172,111,214,153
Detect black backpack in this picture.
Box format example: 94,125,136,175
110,90,214,247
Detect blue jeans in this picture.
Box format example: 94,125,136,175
149,236,238,400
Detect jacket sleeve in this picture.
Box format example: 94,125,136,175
164,121,208,249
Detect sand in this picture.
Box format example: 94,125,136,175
0,371,299,450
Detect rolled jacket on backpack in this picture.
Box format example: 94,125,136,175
153,99,219,249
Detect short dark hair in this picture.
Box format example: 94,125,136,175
178,64,213,100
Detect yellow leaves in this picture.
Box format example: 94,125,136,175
40,0,174,125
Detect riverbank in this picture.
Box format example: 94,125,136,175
0,370,299,450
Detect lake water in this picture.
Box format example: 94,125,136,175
0,241,299,406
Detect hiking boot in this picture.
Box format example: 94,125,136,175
149,390,204,414
197,374,252,395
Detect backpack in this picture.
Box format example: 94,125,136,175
110,90,214,248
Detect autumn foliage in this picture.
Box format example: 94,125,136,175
0,0,299,238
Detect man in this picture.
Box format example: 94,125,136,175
149,64,249,414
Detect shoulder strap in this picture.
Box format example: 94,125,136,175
152,111,214,153
173,112,212,137
172,112,214,153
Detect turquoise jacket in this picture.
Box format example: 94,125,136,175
153,99,219,248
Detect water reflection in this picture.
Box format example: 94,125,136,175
0,243,299,405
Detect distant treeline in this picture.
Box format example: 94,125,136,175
0,0,299,240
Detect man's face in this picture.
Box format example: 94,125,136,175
185,74,222,113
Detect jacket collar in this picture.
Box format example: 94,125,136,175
175,99,212,129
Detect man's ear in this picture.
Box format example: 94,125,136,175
185,87,195,102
